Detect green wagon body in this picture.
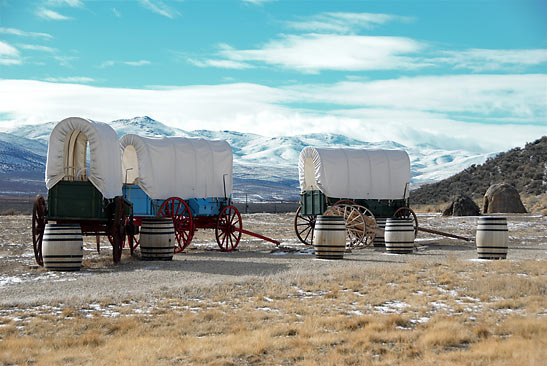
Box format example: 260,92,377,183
47,181,132,222
300,189,409,218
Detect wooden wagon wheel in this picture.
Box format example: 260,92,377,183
124,216,139,255
353,205,377,247
32,195,47,266
393,206,419,238
107,196,125,263
216,205,242,251
294,205,316,246
158,197,195,253
324,201,366,247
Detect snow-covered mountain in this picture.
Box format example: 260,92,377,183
0,116,495,199
0,133,46,173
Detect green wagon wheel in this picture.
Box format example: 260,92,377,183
32,195,47,266
294,205,316,246
393,206,419,238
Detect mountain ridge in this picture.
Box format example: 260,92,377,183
0,116,509,200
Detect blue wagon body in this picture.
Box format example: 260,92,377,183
119,134,279,253
123,184,228,217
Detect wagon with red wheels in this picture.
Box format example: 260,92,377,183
294,147,416,248
32,117,132,267
120,134,279,255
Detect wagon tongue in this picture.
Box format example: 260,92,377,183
236,228,280,246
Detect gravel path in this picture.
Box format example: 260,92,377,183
1,213,545,307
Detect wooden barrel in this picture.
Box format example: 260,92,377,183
140,218,175,261
42,223,83,271
313,215,346,259
373,218,387,247
384,218,414,254
476,216,508,259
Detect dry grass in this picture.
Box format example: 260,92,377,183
521,193,547,215
1,259,546,365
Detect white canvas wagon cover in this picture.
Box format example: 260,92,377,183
45,117,123,199
120,134,233,200
299,147,410,200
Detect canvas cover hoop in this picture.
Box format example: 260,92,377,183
45,117,123,199
120,134,233,200
298,147,411,200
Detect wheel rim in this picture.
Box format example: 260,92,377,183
294,206,316,246
353,205,377,247
108,196,125,263
216,205,242,251
32,195,46,266
393,207,418,238
324,203,366,247
158,197,194,253
124,217,139,254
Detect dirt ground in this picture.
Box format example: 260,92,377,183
0,213,545,307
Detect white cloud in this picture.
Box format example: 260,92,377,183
139,0,179,19
54,55,78,66
46,0,84,7
242,0,276,5
436,48,547,72
43,76,95,83
0,41,21,65
124,60,151,66
100,60,151,67
112,8,121,17
18,44,57,53
0,27,53,39
188,58,253,69
0,76,544,153
287,12,412,33
36,8,71,20
0,41,19,57
283,74,546,118
211,34,428,73
100,60,115,68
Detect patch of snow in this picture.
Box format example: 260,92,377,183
347,310,364,316
374,301,409,313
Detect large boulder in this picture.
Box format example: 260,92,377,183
442,195,481,216
483,183,527,213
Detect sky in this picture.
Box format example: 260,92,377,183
0,0,546,154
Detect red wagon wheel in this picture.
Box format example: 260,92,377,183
158,197,194,253
32,195,47,266
393,206,419,238
294,205,316,246
124,216,139,255
107,196,125,263
215,205,242,251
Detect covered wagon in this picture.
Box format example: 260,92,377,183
32,117,132,266
295,147,416,246
120,134,279,253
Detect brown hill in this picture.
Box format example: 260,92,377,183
411,136,547,204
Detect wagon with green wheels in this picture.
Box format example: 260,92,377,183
120,134,279,254
32,117,133,266
294,147,416,248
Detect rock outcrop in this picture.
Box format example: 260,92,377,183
442,195,481,216
482,183,527,213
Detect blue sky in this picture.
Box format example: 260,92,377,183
0,0,546,153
